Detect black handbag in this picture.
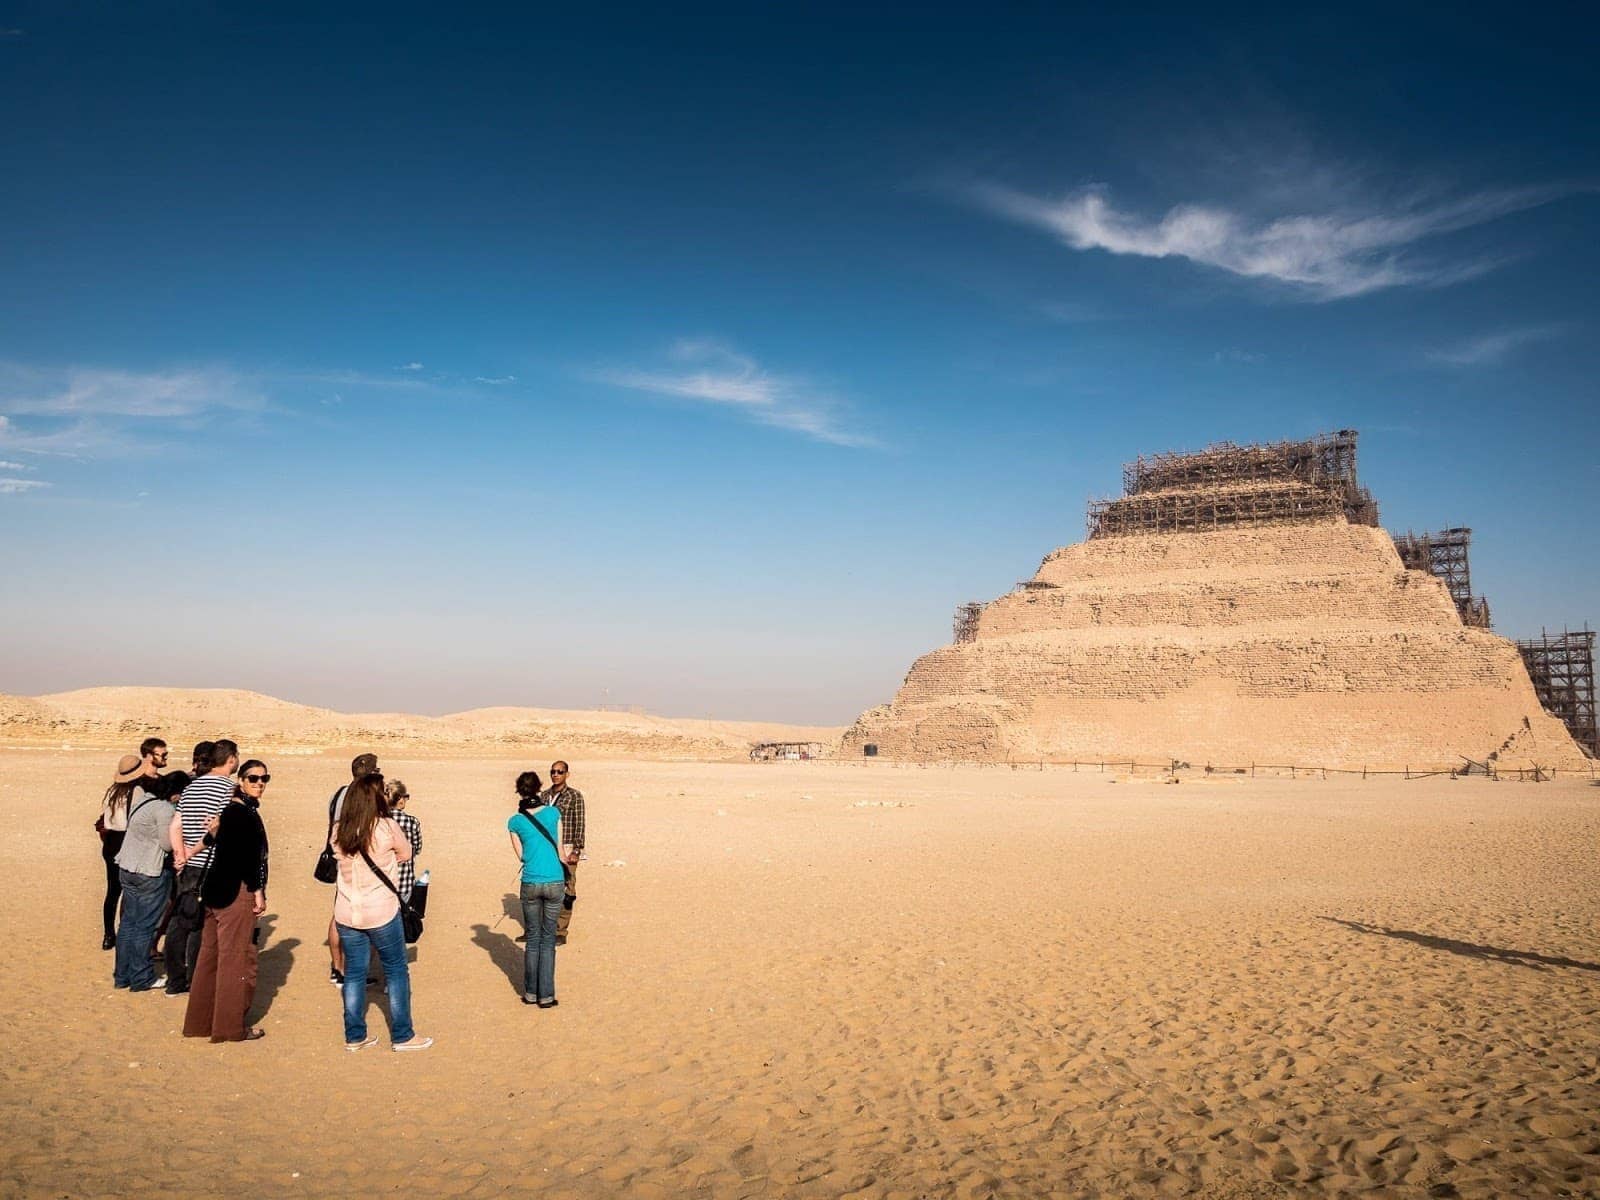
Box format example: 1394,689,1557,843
359,848,424,943
314,788,343,883
314,840,338,884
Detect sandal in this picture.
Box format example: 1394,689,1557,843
243,1028,266,1041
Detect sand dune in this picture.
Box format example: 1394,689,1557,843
0,686,842,761
3,750,1597,1198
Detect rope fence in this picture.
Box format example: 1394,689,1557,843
824,756,1597,783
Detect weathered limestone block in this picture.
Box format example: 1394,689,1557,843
978,572,1458,635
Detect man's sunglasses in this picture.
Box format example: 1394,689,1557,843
243,773,271,784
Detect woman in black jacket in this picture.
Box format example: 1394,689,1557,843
182,758,270,1043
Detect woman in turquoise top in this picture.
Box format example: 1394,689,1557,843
506,771,568,1007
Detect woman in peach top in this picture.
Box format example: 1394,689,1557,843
332,775,430,1052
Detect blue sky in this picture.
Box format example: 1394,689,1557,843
2,4,1596,723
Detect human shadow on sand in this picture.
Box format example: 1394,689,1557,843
1321,917,1600,972
252,915,300,1020
471,901,525,995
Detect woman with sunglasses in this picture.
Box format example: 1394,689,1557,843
182,759,270,1042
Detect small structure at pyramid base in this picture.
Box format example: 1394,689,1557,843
844,435,1591,772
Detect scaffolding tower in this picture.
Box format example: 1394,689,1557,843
1091,429,1379,539
1392,527,1492,628
1515,628,1598,756
953,601,984,644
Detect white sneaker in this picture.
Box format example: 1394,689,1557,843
344,1036,379,1052
393,1036,433,1052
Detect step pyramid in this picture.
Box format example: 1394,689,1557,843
844,433,1589,770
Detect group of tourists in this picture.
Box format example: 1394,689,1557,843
97,736,588,1049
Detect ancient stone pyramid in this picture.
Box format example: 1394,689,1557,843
844,432,1589,770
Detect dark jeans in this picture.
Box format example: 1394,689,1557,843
164,865,206,992
101,832,125,940
114,868,171,990
337,914,414,1044
521,881,563,1002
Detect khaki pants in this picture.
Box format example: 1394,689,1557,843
557,862,577,940
183,885,258,1042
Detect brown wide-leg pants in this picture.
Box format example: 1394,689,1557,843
183,885,258,1042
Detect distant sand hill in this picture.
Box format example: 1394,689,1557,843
0,687,842,761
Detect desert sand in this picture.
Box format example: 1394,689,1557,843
4,748,1598,1199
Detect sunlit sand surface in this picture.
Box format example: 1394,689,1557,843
4,751,1598,1198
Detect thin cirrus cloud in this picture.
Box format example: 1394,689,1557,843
0,363,268,468
965,180,1588,301
0,363,264,419
587,340,878,448
0,478,49,495
1425,325,1566,367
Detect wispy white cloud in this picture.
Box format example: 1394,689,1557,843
0,365,274,468
0,478,49,495
290,368,435,391
401,361,425,371
0,364,264,419
1425,325,1566,367
588,340,877,448
0,458,28,470
1213,349,1265,364
473,375,517,385
965,181,1589,300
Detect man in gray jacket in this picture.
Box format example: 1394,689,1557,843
113,776,176,992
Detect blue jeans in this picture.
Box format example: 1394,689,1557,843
336,914,413,1043
520,881,563,1001
114,867,171,990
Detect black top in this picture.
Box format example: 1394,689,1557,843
201,801,270,908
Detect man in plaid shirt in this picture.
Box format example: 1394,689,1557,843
386,779,423,902
541,761,585,943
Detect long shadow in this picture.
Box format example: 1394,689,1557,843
1321,917,1600,972
471,918,524,995
253,915,301,1020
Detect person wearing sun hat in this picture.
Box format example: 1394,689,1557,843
96,755,146,949
112,759,177,991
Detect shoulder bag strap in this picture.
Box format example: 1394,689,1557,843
358,845,418,916
325,787,345,843
522,808,564,857
196,801,232,892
